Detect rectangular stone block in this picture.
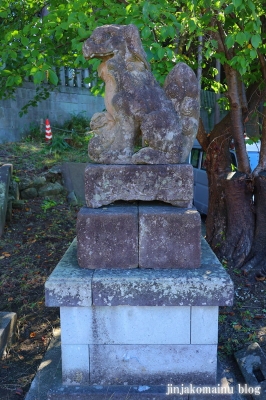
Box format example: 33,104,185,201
60,306,190,345
77,205,138,269
61,344,90,385
46,237,234,307
139,205,201,269
89,344,217,385
45,239,93,307
84,164,193,208
191,306,218,344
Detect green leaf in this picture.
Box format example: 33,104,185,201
157,47,165,60
78,27,87,39
211,39,218,49
6,76,15,87
21,37,29,47
251,34,261,49
48,70,58,85
249,48,257,59
142,26,151,39
33,70,45,84
188,19,196,32
245,21,255,32
233,0,242,8
247,0,255,12
224,4,234,14
236,32,246,46
225,35,235,49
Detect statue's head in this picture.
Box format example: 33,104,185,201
82,24,150,70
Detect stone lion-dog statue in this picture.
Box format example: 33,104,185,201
83,24,199,164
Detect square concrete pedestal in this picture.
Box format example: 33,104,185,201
45,238,233,398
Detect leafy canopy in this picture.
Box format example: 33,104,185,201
0,0,265,104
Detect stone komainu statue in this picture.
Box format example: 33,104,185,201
83,24,199,164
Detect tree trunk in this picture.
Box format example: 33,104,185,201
222,172,254,268
242,172,266,275
197,114,255,268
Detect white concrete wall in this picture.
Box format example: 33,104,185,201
0,82,105,143
60,305,218,385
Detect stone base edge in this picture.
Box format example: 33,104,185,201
47,383,233,400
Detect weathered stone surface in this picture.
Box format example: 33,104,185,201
20,187,38,199
60,305,191,345
90,344,217,385
0,164,12,236
62,344,89,385
77,205,138,269
45,239,93,307
235,342,266,394
11,200,26,210
9,180,19,201
85,164,193,208
83,24,199,164
19,176,33,190
139,204,201,269
92,237,234,306
32,176,46,187
67,191,78,205
191,306,218,344
46,237,234,307
48,385,188,399
38,182,64,197
0,312,17,356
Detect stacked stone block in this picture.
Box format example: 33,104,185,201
77,163,201,270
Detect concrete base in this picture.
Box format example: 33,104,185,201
24,332,234,400
45,238,234,389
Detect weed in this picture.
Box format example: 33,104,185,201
219,314,227,323
42,136,72,155
41,199,57,213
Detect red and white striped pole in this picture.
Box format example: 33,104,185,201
45,119,52,142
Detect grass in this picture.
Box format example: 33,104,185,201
0,113,92,174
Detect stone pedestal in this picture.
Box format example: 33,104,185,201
77,203,201,269
45,237,234,396
84,164,193,208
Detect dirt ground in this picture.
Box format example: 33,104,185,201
0,191,78,399
0,146,266,399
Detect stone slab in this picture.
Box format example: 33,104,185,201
60,305,191,345
84,163,193,208
191,306,218,344
46,237,234,307
235,342,266,399
0,164,12,236
139,204,201,269
77,205,138,269
25,330,237,400
0,311,17,356
24,328,61,400
45,239,93,307
48,385,188,399
61,162,86,203
90,344,217,385
62,344,90,385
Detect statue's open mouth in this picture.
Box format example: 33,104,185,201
84,51,114,61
